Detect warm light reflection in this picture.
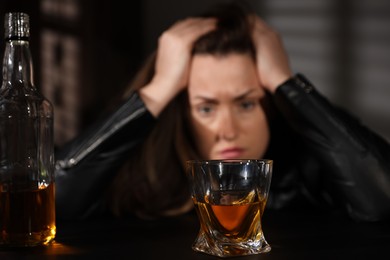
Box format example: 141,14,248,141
41,241,84,255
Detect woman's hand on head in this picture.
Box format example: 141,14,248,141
155,17,216,92
251,15,293,93
140,18,216,117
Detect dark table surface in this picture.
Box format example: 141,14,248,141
1,208,389,259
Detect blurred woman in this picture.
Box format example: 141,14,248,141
55,2,390,222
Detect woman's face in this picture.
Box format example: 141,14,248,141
188,53,270,160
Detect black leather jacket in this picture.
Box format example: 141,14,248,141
55,74,390,221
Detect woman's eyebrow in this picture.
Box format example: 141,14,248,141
192,96,218,104
192,88,258,102
234,89,256,101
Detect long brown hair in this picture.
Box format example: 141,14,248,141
108,1,259,218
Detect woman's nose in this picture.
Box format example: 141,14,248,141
216,110,238,141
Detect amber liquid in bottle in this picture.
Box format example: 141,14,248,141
0,183,56,246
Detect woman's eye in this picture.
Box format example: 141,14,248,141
239,100,256,111
196,104,215,116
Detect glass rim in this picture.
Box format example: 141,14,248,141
186,159,273,165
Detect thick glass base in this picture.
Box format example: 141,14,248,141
0,227,56,247
192,230,271,258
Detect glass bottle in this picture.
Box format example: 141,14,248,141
0,12,55,246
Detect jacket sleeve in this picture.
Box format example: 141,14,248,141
54,91,156,220
273,74,390,222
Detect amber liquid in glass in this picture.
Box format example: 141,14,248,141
0,183,56,246
193,190,266,243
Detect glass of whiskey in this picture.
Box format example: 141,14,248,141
186,159,273,257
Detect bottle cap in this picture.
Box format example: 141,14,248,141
4,12,30,40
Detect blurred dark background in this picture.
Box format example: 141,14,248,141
1,0,389,147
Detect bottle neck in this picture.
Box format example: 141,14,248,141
2,38,35,89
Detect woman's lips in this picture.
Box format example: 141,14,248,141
219,148,244,159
